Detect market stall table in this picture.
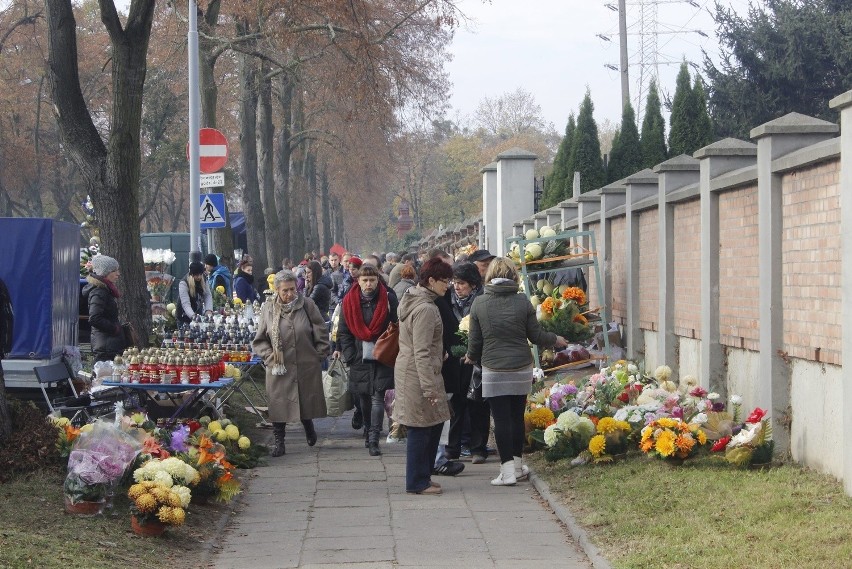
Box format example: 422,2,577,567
102,378,233,427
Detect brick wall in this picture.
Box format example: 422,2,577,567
610,216,627,323
782,160,842,365
672,199,701,339
719,185,760,351
638,209,659,331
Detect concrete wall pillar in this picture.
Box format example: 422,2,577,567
654,155,700,377
623,169,659,360
481,163,498,252
559,202,578,232
534,212,549,231
545,208,562,229
576,195,601,253
694,139,758,392
599,183,626,327
751,112,839,457
829,91,852,496
495,148,537,255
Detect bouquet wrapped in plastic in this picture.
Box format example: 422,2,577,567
64,421,143,505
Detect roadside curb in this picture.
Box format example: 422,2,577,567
529,471,613,569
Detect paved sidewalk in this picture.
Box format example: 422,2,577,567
212,413,593,569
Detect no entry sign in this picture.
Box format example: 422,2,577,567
187,128,229,174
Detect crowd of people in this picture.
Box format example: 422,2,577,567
82,245,567,495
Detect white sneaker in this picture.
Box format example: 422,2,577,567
513,456,529,481
491,461,517,486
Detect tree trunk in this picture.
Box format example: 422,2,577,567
0,369,11,443
258,65,282,268
45,0,155,346
274,74,293,265
236,30,267,272
306,152,319,255
320,164,332,253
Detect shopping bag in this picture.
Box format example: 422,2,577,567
323,356,353,416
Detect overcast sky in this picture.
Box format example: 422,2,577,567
446,0,753,130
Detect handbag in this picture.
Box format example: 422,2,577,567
373,321,400,368
467,364,483,401
322,356,353,416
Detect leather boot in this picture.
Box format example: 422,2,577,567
302,419,317,447
270,422,286,457
368,425,382,456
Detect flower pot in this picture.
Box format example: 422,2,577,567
64,496,105,516
131,515,166,537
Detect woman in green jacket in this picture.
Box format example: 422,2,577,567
465,257,567,486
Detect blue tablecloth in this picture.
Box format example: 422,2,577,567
103,378,233,391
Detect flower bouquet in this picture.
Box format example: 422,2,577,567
587,416,633,463
50,416,81,459
711,407,774,468
146,273,174,303
640,417,707,462
450,314,470,358
63,421,142,514
133,456,200,488
142,247,177,272
541,411,596,462
212,285,231,309
181,434,241,503
507,226,570,270
200,417,263,468
534,286,593,345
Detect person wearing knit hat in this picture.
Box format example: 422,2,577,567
82,255,125,361
90,254,120,278
176,261,213,323
203,253,233,298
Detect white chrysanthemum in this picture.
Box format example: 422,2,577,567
458,315,471,333
653,365,672,382
184,464,200,485
730,394,743,405
627,363,638,374
707,392,720,401
154,470,174,488
162,457,185,477
613,408,630,422
691,413,708,425
543,424,560,447
556,411,581,432
679,375,699,393
575,417,596,440
172,485,192,508
600,367,610,375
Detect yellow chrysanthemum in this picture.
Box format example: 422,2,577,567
216,285,225,294
238,436,251,450
157,506,175,524
589,434,606,457
166,490,183,508
640,427,652,442
696,429,707,445
525,407,555,429
170,507,186,526
208,420,222,433
135,493,158,514
655,430,676,457
127,484,147,500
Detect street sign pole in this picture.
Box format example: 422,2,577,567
188,0,201,254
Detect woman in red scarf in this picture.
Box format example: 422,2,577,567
338,264,399,456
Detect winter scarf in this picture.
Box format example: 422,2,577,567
93,275,121,298
342,282,388,342
267,293,302,375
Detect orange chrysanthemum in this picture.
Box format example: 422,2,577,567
573,314,588,325
561,287,586,305
541,297,555,315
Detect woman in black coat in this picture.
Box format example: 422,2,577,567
305,260,332,321
82,255,126,362
337,264,398,457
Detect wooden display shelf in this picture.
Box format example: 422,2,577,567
542,356,607,375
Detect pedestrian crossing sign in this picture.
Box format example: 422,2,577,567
200,193,226,228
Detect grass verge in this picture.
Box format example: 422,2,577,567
528,452,852,569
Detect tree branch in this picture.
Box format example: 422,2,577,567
0,11,42,54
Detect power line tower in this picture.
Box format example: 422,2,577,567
601,0,707,123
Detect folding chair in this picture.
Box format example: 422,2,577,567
34,362,114,426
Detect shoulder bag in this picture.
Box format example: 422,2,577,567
373,321,400,368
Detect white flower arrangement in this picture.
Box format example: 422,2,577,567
142,248,177,266
134,456,199,487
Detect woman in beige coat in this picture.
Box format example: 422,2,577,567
253,270,330,457
394,258,453,495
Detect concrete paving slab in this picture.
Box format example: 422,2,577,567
212,412,594,569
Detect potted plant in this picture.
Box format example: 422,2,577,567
639,417,708,464
127,481,189,536
540,411,596,462
63,472,107,515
